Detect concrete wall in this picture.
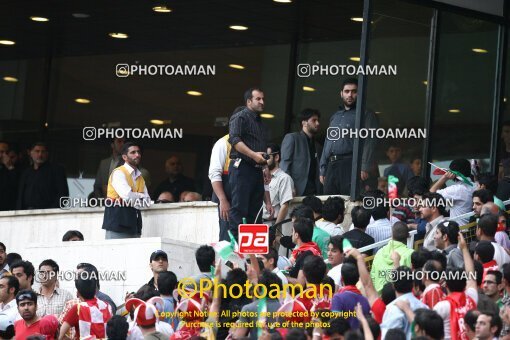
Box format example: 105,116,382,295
22,237,201,307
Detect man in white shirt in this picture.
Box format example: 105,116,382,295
0,275,19,322
326,235,344,288
366,204,392,250
208,133,232,241
419,192,446,251
262,144,294,234
476,214,510,267
315,196,345,236
102,142,151,239
430,159,475,225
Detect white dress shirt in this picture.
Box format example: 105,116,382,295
208,137,228,183
438,182,475,225
111,163,150,206
316,220,343,236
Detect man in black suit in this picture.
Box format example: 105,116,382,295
16,142,69,210
280,108,322,196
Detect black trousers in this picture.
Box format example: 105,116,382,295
324,157,353,196
228,160,264,241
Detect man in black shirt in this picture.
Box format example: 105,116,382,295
280,109,322,196
287,217,322,282
0,141,18,211
343,206,375,256
228,88,273,240
153,155,195,200
16,142,68,210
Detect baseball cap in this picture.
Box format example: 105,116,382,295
149,250,168,262
0,313,13,332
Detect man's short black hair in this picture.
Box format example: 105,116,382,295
106,315,129,339
293,218,314,243
1,275,20,296
39,259,59,272
258,269,282,293
121,142,140,156
430,251,447,272
437,220,459,244
384,328,406,340
449,158,471,178
62,230,84,241
324,317,350,336
299,108,321,122
381,282,396,305
267,143,281,157
341,262,359,286
478,173,498,195
243,87,263,103
487,270,502,284
392,221,409,244
30,141,48,151
10,260,35,285
411,248,431,270
407,176,429,196
6,253,21,266
464,309,481,332
479,310,503,337
262,248,279,269
322,197,345,223
75,275,97,300
328,235,344,253
414,309,444,339
290,205,314,221
223,268,248,302
445,267,467,292
302,196,323,216
0,242,5,252
478,214,498,237
195,245,215,272
423,260,443,283
341,77,358,91
421,192,447,216
157,271,178,296
351,206,370,229
393,266,413,294
77,263,102,289
473,189,494,204
475,240,495,263
303,256,326,284
370,205,389,221
15,289,37,305
503,263,510,283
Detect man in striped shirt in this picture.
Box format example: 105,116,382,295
228,88,273,240
366,204,392,252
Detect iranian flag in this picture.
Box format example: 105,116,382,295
388,175,399,199
429,162,473,186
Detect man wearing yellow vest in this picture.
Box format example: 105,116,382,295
102,142,151,239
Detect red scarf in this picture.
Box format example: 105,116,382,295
292,242,322,260
338,285,362,296
445,292,476,340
